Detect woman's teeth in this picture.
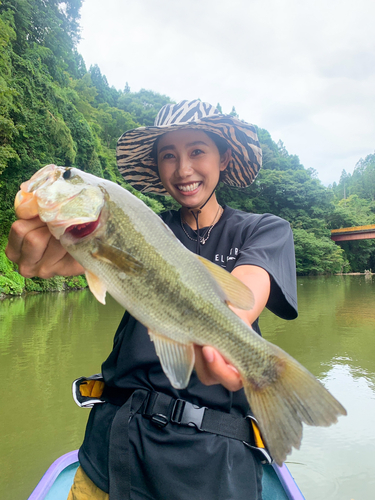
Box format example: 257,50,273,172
177,182,200,192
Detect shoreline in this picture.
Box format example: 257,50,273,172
335,272,374,275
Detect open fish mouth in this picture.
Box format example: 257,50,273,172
15,165,106,241
65,217,101,239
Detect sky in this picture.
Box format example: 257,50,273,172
76,0,375,186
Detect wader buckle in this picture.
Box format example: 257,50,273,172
149,413,169,428
143,392,206,430
171,399,206,430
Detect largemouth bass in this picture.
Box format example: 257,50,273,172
15,164,346,464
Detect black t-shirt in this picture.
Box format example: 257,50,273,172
79,206,298,499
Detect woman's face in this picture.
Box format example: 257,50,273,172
157,129,231,209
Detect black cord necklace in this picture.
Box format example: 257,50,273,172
180,205,223,245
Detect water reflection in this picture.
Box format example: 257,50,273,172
1,276,375,500
261,275,375,500
0,290,122,500
286,365,375,500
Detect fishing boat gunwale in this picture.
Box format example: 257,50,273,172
27,450,305,500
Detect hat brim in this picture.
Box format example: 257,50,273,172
116,115,262,196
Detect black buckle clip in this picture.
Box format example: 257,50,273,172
171,399,206,430
150,413,169,428
143,392,170,428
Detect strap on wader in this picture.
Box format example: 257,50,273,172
73,379,272,500
140,390,272,463
72,374,106,408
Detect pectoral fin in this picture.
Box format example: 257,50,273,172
85,270,107,304
196,255,254,310
91,240,144,276
148,330,195,389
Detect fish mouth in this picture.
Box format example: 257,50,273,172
65,216,101,239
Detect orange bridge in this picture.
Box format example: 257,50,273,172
331,225,375,242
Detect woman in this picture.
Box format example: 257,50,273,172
6,100,297,500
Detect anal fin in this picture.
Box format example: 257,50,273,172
148,330,195,389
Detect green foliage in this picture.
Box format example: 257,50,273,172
25,275,65,292
96,103,139,149
0,235,25,295
293,228,348,275
326,195,375,271
334,154,375,202
328,195,375,228
117,88,173,126
0,274,24,294
229,106,238,118
24,275,87,293
66,274,87,289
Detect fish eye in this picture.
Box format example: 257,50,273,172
63,169,72,180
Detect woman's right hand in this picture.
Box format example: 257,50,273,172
5,216,84,278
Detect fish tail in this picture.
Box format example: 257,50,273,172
243,351,347,465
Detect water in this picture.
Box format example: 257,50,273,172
1,276,374,500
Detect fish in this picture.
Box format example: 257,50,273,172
14,164,347,465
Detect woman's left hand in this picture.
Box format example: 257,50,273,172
194,345,243,391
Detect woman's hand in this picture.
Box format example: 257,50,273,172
194,345,243,391
5,216,84,278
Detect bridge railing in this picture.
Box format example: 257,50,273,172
331,225,375,241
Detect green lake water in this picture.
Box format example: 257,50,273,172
1,275,375,500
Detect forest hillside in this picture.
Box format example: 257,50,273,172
1,0,375,296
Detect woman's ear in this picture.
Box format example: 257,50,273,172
219,148,232,171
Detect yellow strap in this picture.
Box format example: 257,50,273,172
79,380,105,398
250,419,266,449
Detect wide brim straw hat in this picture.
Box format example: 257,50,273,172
116,99,262,196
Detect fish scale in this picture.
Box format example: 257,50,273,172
15,164,347,465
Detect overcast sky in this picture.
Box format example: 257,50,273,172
77,0,375,186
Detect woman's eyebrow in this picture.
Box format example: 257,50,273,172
186,141,208,148
158,141,208,154
158,144,176,154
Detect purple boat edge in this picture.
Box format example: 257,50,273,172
27,451,305,500
272,462,305,500
28,450,79,500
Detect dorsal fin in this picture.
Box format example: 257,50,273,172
196,255,254,310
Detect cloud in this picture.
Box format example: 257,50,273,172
77,0,375,185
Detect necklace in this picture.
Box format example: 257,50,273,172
180,205,223,245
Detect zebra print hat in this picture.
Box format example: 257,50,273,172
116,100,262,195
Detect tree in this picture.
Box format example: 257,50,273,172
89,64,120,107
293,228,348,275
229,106,238,118
96,103,139,149
117,89,172,126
